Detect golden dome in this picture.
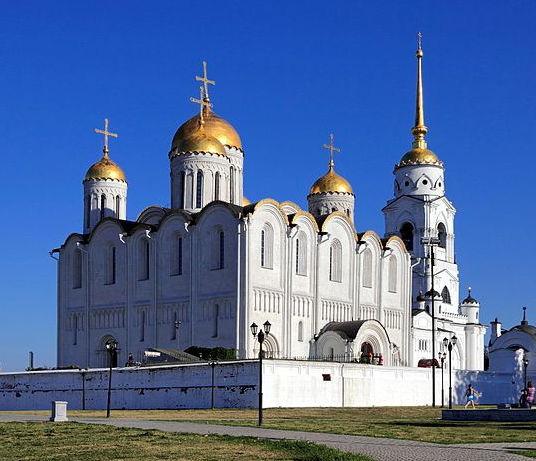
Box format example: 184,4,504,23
85,155,126,182
242,196,251,206
175,129,226,156
309,166,353,195
397,147,442,169
172,108,242,151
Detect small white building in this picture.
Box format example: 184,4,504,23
54,42,485,372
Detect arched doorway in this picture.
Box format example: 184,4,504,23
100,335,119,368
360,341,374,364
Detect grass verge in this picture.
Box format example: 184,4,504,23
0,421,372,461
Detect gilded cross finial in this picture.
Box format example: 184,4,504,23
417,32,423,51
195,61,215,102
190,85,213,125
322,133,341,168
94,118,118,158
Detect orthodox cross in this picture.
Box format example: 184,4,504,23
323,133,340,167
195,61,215,101
417,31,423,50
190,86,213,124
94,118,118,157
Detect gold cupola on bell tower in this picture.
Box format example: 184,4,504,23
396,33,442,169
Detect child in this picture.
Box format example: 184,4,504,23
464,384,480,409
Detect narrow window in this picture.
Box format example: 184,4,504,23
196,170,203,208
298,321,304,342
260,224,273,269
73,315,78,345
106,246,116,285
296,232,307,276
295,239,299,274
138,239,150,280
214,172,220,201
73,250,82,289
441,286,451,304
219,231,225,269
212,304,219,338
400,222,414,252
261,230,265,267
362,248,373,288
179,171,186,209
438,223,447,249
230,167,235,204
84,195,91,228
388,255,397,293
115,196,121,217
170,235,183,276
140,310,146,342
100,194,106,220
329,239,342,282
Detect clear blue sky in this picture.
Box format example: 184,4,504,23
1,1,534,371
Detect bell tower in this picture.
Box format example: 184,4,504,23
382,35,459,314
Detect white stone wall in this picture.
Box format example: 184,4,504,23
83,179,127,233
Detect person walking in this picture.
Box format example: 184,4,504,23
464,384,480,409
526,381,535,408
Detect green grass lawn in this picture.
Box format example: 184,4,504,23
0,422,372,461
40,406,536,445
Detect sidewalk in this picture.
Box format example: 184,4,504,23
0,413,533,461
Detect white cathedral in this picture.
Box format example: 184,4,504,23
54,42,486,371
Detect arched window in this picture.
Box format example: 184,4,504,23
105,246,116,285
388,255,397,293
84,195,91,228
72,250,82,289
260,224,273,269
295,231,308,276
214,172,221,201
100,194,106,220
170,234,183,276
179,171,186,209
230,167,236,204
138,239,150,280
212,304,219,338
438,223,447,249
329,239,342,282
73,315,78,345
441,286,451,304
212,229,225,270
115,196,121,217
196,170,204,208
400,222,414,251
298,321,304,342
362,248,373,288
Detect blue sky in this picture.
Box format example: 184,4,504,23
1,1,534,371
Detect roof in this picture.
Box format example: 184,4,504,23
317,320,367,341
508,324,536,339
145,348,201,364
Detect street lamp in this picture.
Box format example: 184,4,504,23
443,335,457,409
422,236,440,407
174,320,182,350
250,320,271,426
105,339,118,418
438,351,447,408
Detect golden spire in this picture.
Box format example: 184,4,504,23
94,118,118,158
412,32,428,149
190,85,213,126
322,133,341,169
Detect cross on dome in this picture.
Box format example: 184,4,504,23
190,86,213,125
322,133,341,168
94,118,118,158
195,61,215,102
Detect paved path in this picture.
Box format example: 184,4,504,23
0,413,534,461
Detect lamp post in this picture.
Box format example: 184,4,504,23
250,320,271,427
174,320,181,350
105,339,118,418
438,351,446,408
443,335,457,409
422,236,440,407
210,361,219,410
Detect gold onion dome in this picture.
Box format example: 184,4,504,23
309,165,353,195
175,127,226,156
396,33,443,170
84,154,126,182
172,107,242,152
242,196,252,206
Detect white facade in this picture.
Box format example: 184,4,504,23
55,51,485,374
